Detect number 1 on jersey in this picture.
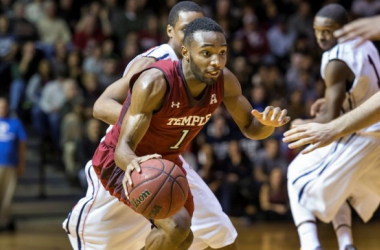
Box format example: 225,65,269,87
170,130,190,149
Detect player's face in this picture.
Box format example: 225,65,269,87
187,31,227,86
313,16,341,51
167,11,204,57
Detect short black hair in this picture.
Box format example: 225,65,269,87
184,17,224,45
316,4,349,26
168,1,203,27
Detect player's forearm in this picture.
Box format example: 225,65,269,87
114,140,137,171
93,98,123,125
243,118,275,140
331,92,380,137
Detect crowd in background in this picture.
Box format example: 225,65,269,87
1,0,379,223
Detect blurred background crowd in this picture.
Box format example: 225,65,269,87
1,0,380,225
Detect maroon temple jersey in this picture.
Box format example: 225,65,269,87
92,59,224,208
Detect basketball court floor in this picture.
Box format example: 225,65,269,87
1,216,379,250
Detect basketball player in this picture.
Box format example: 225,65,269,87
286,4,380,250
284,14,380,153
94,17,289,250
63,2,240,250
66,14,290,249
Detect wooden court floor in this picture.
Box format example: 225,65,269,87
0,217,379,250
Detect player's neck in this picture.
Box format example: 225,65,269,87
167,40,182,59
181,60,208,98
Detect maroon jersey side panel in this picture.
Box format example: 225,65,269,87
92,60,224,211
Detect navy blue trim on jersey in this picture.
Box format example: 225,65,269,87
157,53,169,60
76,166,95,250
297,134,357,202
336,45,340,58
65,211,72,234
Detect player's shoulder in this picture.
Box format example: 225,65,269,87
333,39,375,56
142,44,178,61
139,67,166,83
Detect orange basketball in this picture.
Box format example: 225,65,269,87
126,159,189,219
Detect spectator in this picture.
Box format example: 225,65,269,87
66,50,83,88
230,56,252,97
234,13,269,65
76,118,102,170
259,167,290,221
351,0,380,17
49,42,68,77
204,115,231,162
137,14,162,52
98,56,119,92
0,97,26,231
110,0,146,47
38,69,68,151
82,45,103,75
249,84,267,112
254,137,287,184
36,0,71,53
10,1,39,43
10,41,44,115
288,1,314,40
72,14,106,53
0,14,17,96
25,0,45,24
81,72,100,117
57,0,81,32
26,59,53,135
267,15,296,60
220,140,255,216
60,96,84,184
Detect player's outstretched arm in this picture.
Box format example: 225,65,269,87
114,69,166,191
334,15,380,46
93,57,157,125
283,91,380,153
222,68,290,140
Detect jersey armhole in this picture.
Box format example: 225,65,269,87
328,59,354,91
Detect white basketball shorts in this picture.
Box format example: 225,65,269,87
287,134,380,223
63,157,237,250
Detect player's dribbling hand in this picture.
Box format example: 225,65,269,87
123,153,162,198
251,106,290,127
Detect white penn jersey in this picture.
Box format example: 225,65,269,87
321,39,380,134
104,44,179,136
123,44,179,77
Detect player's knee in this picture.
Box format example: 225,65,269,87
177,230,193,250
165,210,192,243
169,216,191,241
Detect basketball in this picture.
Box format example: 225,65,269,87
126,159,189,219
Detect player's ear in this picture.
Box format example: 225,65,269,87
181,45,189,62
167,24,173,39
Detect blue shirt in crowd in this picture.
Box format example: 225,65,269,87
0,117,26,167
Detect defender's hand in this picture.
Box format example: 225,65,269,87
283,123,337,154
251,107,290,127
334,16,380,46
122,153,162,198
